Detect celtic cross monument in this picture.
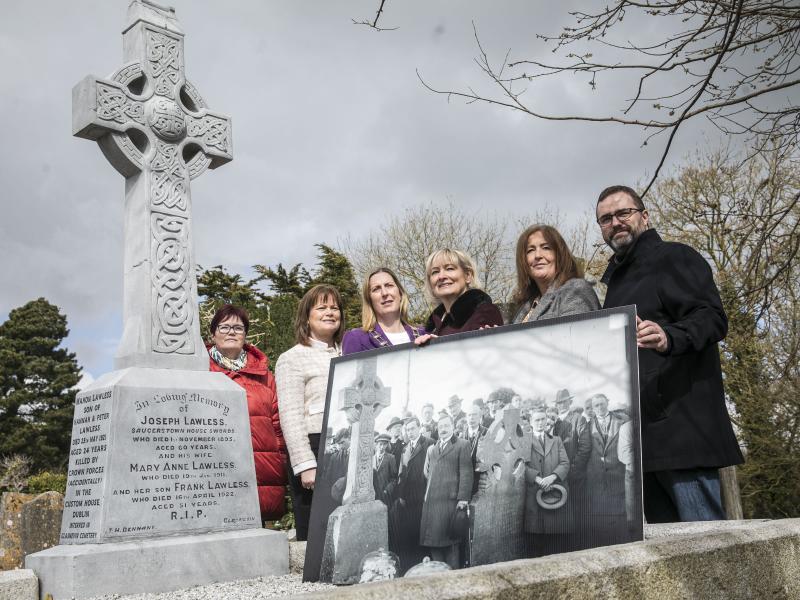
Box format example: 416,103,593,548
26,3,287,598
320,356,393,584
72,0,231,370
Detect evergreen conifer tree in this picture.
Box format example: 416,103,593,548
0,298,81,472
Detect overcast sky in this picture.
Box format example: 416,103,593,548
0,1,722,380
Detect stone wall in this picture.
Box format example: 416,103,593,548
0,492,63,570
296,520,800,600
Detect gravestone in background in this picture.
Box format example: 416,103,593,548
25,3,287,599
320,357,391,584
470,408,531,565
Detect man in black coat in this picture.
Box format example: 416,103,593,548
596,185,744,523
463,403,487,494
393,416,434,571
373,433,398,507
551,388,591,544
386,416,406,469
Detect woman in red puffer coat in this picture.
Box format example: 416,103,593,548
207,304,288,521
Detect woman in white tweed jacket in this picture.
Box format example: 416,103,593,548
275,284,343,540
511,224,600,324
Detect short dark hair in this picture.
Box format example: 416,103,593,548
597,185,645,210
405,416,420,428
294,284,345,346
210,304,250,336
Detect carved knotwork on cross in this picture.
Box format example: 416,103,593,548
476,407,532,483
72,0,232,371
338,357,391,505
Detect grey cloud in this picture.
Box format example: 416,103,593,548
1,1,720,378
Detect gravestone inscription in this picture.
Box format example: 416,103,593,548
60,375,259,544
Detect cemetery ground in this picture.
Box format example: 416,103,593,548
4,518,800,599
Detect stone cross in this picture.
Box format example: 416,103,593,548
471,407,532,566
72,0,232,371
338,357,391,505
476,407,532,481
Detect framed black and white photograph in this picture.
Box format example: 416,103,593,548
304,306,643,584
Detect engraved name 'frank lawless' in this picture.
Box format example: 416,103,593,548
138,415,227,426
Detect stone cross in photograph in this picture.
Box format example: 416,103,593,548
72,0,232,371
321,356,392,584
339,357,391,505
471,407,532,566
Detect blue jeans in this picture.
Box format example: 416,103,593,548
643,468,726,523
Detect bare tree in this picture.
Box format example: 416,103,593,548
339,200,514,321
353,0,397,31
340,201,607,321
419,1,800,195
0,454,32,493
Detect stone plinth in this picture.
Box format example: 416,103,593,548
56,367,260,544
320,501,388,585
26,528,287,600
297,519,799,600
24,367,288,598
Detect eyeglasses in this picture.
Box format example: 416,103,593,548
217,324,245,335
597,207,644,227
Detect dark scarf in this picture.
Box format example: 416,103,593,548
425,288,493,334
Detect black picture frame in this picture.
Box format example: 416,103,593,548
304,306,643,583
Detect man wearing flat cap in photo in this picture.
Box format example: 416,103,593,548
373,433,397,507
447,394,466,426
596,184,743,523
386,416,406,470
551,389,591,542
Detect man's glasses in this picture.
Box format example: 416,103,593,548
597,207,644,227
217,324,245,335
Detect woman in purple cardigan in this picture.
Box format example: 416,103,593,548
342,267,425,355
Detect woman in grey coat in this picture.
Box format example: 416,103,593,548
511,224,600,323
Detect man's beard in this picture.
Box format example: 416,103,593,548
607,223,645,256
608,228,634,254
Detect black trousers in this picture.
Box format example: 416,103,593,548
288,433,320,541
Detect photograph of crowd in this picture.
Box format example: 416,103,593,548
304,307,643,582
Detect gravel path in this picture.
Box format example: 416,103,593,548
85,574,335,600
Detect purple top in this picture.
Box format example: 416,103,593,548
341,323,425,356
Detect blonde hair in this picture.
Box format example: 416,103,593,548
360,268,411,331
423,248,481,304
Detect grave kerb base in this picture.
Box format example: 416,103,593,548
25,528,288,600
